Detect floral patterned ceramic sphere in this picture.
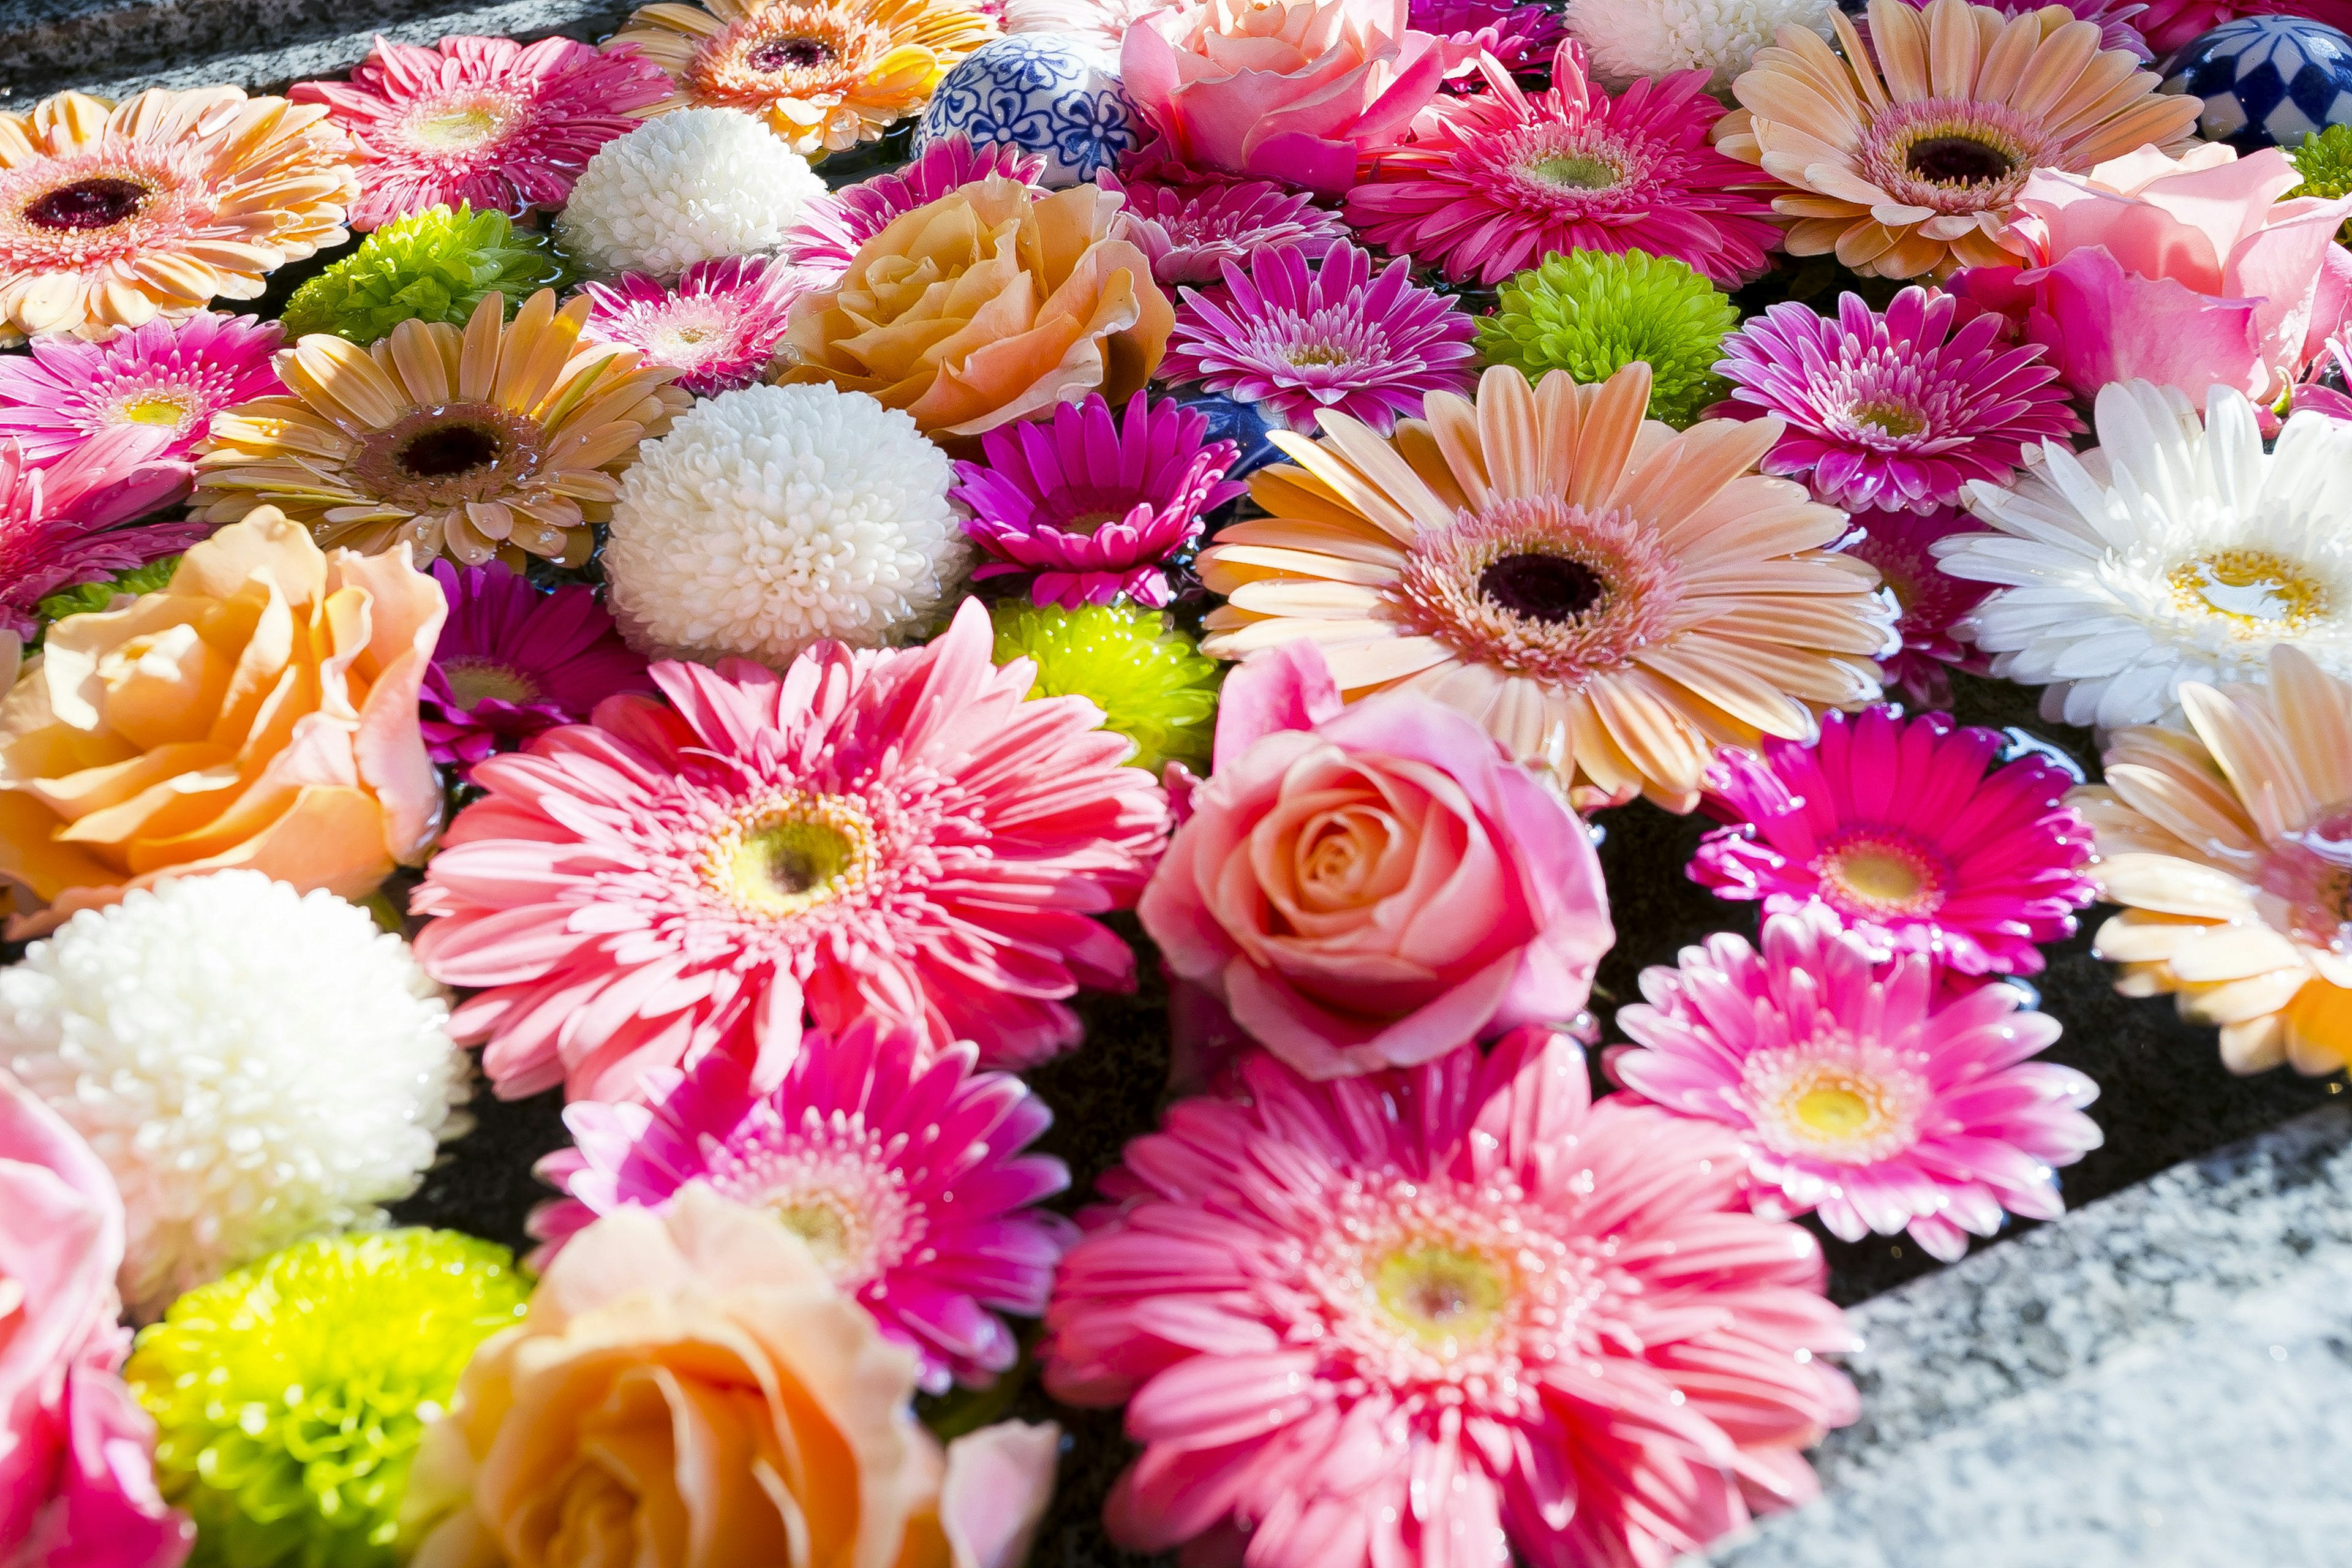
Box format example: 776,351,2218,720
913,34,1139,187
2160,16,2352,150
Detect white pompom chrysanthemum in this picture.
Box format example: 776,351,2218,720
1565,0,1837,91
606,383,968,666
555,107,826,279
1,872,470,1320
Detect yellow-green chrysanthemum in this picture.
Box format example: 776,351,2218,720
1476,249,1736,428
992,600,1221,774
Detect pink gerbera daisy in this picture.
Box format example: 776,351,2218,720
0,427,199,637
1347,43,1779,287
529,1016,1076,1391
1712,287,2080,514
1692,704,2095,976
578,255,801,397
1161,239,1477,435
1411,0,1572,77
0,312,282,466
1609,909,2105,1261
409,597,1172,1102
778,135,1047,288
1845,505,1992,708
1042,1027,1861,1568
951,391,1244,608
291,34,672,230
420,560,656,772
1100,172,1350,286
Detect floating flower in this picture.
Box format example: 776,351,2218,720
578,253,801,396
952,390,1241,608
1937,381,2352,729
778,134,1046,288
125,1231,530,1568
1717,0,2201,279
290,34,672,230
0,426,198,639
1005,0,1180,51
1610,909,2103,1261
1042,1027,1860,1567
0,871,469,1319
1162,239,1476,435
1347,43,1778,287
1100,172,1349,286
196,288,687,568
605,382,965,665
608,0,998,158
553,107,827,278
0,88,358,344
1845,503,1992,707
277,203,568,345
420,560,654,772
1198,364,1894,810
1713,287,2079,514
1474,247,1736,427
989,600,1222,774
410,597,1170,1100
1566,0,1837,91
0,311,281,466
1411,0,1571,74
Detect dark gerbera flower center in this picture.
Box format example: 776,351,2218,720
351,401,549,511
1478,552,1603,624
1904,135,2013,186
24,177,148,231
399,423,502,480
750,34,832,70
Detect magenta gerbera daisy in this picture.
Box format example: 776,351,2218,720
420,559,656,772
1347,42,1779,287
1042,1027,1860,1568
1161,239,1477,436
1712,287,2081,514
1692,704,2095,976
1609,909,2105,1261
578,254,801,398
529,1016,1076,1391
1845,505,1992,709
1411,0,1572,77
951,391,1243,608
290,33,672,230
1099,172,1349,286
0,311,282,466
0,428,198,637
410,597,1172,1103
778,134,1047,288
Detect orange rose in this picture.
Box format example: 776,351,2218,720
0,508,444,934
777,174,1172,438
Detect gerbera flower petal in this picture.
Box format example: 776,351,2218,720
0,311,282,466
578,254,802,396
0,428,199,638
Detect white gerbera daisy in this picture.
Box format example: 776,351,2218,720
1936,380,2352,731
554,107,826,279
0,872,469,1319
1564,0,1837,91
605,382,968,666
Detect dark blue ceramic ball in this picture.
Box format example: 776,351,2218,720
2160,16,2352,152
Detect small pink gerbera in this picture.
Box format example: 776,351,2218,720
1692,704,2095,976
529,1016,1076,1392
1713,287,2081,514
421,560,656,772
1162,239,1477,435
1609,909,2105,1261
1043,1027,1860,1568
1100,172,1350,286
778,135,1047,288
291,33,672,230
578,255,801,397
1845,505,1992,709
1347,43,1779,287
0,312,282,466
1411,0,1572,77
951,391,1244,608
0,428,199,637
410,597,1171,1103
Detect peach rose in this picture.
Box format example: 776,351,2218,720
0,508,444,935
777,175,1172,439
402,1185,1059,1568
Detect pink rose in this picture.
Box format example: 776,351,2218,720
0,1071,189,1568
1137,641,1613,1077
1119,0,1463,196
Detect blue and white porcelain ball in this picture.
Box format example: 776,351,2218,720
2160,16,2352,151
914,36,1139,188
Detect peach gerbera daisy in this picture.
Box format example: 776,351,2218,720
0,88,358,345
194,288,688,568
608,0,997,159
1196,363,1896,812
1717,0,2200,279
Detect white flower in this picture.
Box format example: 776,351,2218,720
1936,380,2352,731
1,872,469,1319
1003,0,1176,53
1564,0,1837,91
555,108,826,279
606,383,968,665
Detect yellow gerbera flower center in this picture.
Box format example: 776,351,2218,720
1743,1041,1928,1164
113,392,191,429
2166,548,2331,638
1372,1243,1509,1348
1814,832,1945,918
703,791,879,919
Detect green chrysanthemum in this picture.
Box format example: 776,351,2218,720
279,204,569,345
1475,249,1738,428
2291,125,2352,243
991,601,1221,775
36,556,179,626
125,1229,531,1568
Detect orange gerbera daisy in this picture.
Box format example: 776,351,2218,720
609,0,997,159
1196,364,1897,812
1717,0,2200,278
0,88,358,345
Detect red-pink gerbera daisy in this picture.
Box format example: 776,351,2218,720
1610,908,2105,1262
410,597,1171,1102
1692,704,2096,976
1712,287,2080,514
578,254,801,397
420,559,655,772
1161,239,1477,435
778,135,1046,288
0,311,282,465
530,1016,1076,1391
0,427,200,637
1845,505,1992,709
1100,172,1349,286
291,34,672,230
1346,43,1779,287
1042,1027,1860,1567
